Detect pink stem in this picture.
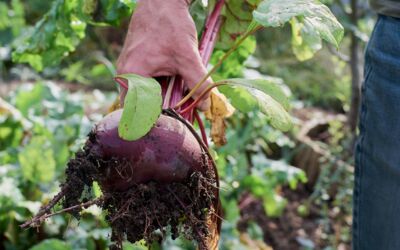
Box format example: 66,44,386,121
180,83,223,115
162,77,172,109
169,76,184,109
202,18,222,64
194,110,208,148
114,77,128,90
199,0,225,63
177,0,225,141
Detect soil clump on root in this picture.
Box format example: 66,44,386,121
21,110,220,249
62,141,217,249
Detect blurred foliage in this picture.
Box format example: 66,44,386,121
0,0,376,249
217,111,305,216
12,0,135,71
0,82,116,249
255,27,351,111
305,120,354,246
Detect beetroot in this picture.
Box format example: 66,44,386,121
90,109,206,191
25,109,220,249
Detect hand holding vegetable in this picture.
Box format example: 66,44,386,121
117,0,211,110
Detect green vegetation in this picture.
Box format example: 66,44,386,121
0,0,373,249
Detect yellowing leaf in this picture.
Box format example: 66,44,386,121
205,89,235,146
108,96,122,114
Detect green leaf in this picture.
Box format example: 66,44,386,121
0,177,24,215
0,0,25,46
13,83,50,116
220,78,290,110
18,136,56,183
118,74,162,141
217,78,292,131
253,0,344,48
190,0,207,35
12,0,135,71
0,99,29,150
216,0,262,50
211,36,257,80
219,85,257,113
30,239,72,250
262,192,287,217
122,241,150,250
94,0,136,25
92,181,103,198
290,17,322,61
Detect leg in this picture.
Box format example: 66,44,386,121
353,15,400,250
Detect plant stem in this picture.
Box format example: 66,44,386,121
174,25,262,109
180,82,226,114
163,76,175,109
114,77,128,90
199,0,225,64
202,18,222,64
194,110,208,147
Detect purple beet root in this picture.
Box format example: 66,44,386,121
89,109,207,191
35,109,218,249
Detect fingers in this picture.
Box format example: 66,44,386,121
178,48,212,111
116,49,152,77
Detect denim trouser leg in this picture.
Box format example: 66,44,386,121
353,15,400,250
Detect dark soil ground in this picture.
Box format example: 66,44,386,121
238,186,351,250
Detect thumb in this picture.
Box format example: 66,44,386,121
178,49,212,111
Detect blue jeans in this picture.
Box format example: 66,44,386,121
353,15,400,250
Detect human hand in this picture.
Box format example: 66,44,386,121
116,0,211,110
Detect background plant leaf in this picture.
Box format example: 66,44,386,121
218,78,292,131
30,239,72,250
253,0,344,48
215,0,261,50
12,0,136,71
118,74,162,141
19,136,56,183
219,78,290,110
290,17,323,61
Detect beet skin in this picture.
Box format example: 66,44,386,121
88,109,207,191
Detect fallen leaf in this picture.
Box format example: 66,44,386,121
205,89,235,146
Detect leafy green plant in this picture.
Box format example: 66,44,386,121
0,82,117,250
12,0,135,71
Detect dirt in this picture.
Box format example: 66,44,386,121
60,129,217,249
104,171,215,249
238,186,351,250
